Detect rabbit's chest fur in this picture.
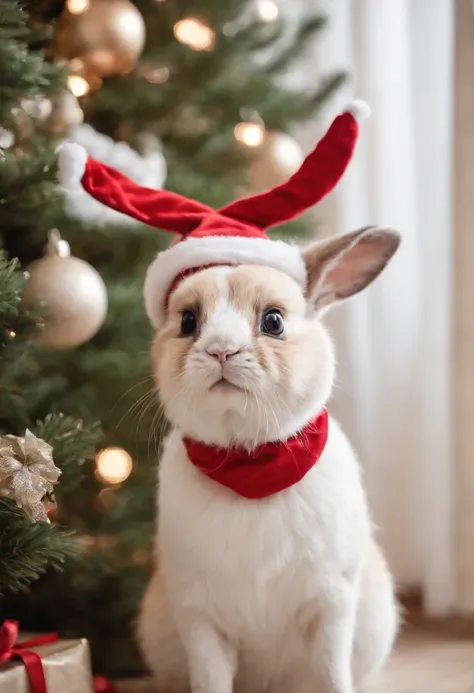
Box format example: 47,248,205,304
157,417,371,656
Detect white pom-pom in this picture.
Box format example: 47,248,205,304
57,142,87,189
345,100,371,122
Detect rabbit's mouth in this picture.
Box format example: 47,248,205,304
209,377,242,392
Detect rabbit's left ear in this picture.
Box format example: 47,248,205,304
302,226,400,312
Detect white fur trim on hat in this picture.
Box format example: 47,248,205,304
345,100,371,121
57,142,87,188
143,236,307,329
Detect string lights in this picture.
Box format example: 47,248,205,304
68,75,90,97
234,111,266,148
66,0,90,14
95,446,133,484
234,121,265,148
143,66,170,85
257,0,279,21
173,18,215,51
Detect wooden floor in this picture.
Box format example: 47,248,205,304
366,629,474,693
117,617,474,693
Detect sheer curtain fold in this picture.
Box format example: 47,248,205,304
453,0,474,615
307,0,457,614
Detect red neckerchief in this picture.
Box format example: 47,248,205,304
183,410,329,499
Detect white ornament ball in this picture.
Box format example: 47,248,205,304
0,127,14,150
21,96,53,122
248,131,305,193
48,91,84,134
23,245,107,350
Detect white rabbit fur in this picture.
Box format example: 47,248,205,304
138,227,401,693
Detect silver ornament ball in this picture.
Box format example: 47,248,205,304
23,234,107,349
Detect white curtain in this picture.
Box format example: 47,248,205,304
452,0,474,614
296,0,456,615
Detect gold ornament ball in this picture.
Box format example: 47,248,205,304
23,247,107,350
247,131,305,193
54,0,146,77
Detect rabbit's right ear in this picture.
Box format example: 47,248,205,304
302,226,400,312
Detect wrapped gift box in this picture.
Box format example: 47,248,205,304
0,633,94,693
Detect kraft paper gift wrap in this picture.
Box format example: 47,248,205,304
0,635,94,693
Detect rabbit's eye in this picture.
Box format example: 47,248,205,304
181,310,197,336
261,309,285,337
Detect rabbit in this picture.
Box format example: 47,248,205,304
137,226,401,693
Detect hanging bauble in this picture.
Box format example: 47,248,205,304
47,90,84,134
8,96,54,145
54,0,146,78
0,128,14,151
9,108,33,145
247,131,305,193
22,230,107,349
20,96,53,123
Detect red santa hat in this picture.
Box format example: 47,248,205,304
58,100,370,329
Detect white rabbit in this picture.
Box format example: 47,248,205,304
137,226,401,693
56,100,398,692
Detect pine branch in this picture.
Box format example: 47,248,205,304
35,413,102,490
0,255,26,322
20,0,66,22
0,498,75,594
0,0,30,39
0,3,102,596
264,15,328,75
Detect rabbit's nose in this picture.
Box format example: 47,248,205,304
206,347,240,365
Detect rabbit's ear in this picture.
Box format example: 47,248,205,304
302,226,400,312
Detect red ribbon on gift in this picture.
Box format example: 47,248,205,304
93,674,117,692
0,620,58,693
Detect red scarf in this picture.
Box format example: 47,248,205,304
183,410,329,499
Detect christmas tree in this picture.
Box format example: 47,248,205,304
0,0,101,594
2,0,345,680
